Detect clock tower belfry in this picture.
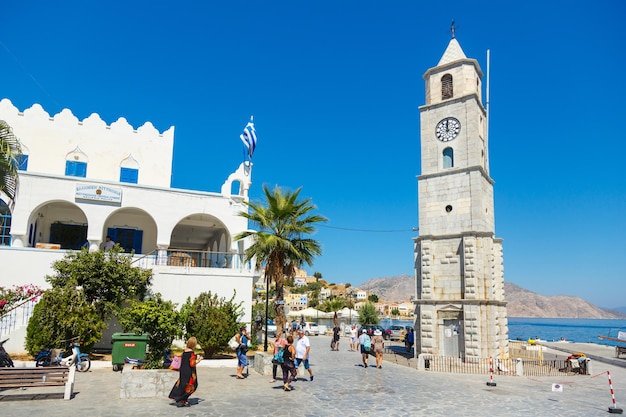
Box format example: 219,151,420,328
413,37,509,361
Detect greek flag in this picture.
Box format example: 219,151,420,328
240,116,257,159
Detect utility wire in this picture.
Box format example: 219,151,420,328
0,39,61,109
319,224,418,233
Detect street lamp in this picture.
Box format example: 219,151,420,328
264,272,269,352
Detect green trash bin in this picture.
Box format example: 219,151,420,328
111,332,149,371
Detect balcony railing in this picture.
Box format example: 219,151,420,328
132,249,251,271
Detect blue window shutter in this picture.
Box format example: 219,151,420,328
107,227,117,243
120,167,138,184
132,230,143,254
16,154,29,171
65,161,87,177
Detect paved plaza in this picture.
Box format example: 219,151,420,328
2,336,626,416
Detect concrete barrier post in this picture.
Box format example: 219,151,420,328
417,354,424,371
516,358,523,376
253,352,273,376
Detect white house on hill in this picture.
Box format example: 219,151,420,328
0,98,259,352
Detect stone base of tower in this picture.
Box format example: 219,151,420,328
413,234,509,360
413,302,509,360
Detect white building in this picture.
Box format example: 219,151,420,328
0,98,259,352
413,37,508,360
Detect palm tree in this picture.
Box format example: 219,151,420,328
235,185,327,335
0,120,22,208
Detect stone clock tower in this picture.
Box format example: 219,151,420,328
413,36,509,360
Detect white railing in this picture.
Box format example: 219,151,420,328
0,297,39,339
132,249,252,271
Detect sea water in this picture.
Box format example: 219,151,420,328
379,317,626,346
508,317,626,345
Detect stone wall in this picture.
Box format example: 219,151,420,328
119,369,178,399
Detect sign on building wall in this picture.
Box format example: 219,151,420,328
75,184,122,204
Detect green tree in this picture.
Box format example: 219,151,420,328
321,298,345,313
0,120,22,208
47,247,152,320
358,302,379,325
391,308,401,317
235,185,327,337
26,247,152,354
251,299,276,322
117,295,182,369
183,291,243,358
25,287,104,355
368,294,379,303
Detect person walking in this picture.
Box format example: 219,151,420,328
372,329,385,369
281,335,297,391
270,331,287,383
358,329,371,368
169,337,202,407
295,329,314,381
332,324,341,351
405,328,415,353
349,324,357,351
235,326,249,379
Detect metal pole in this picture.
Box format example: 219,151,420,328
264,273,269,352
316,275,319,325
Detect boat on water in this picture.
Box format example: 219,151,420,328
597,330,626,358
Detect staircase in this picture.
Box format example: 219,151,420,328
0,298,38,353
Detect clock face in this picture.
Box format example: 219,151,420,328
435,117,461,142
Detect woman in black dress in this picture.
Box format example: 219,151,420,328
169,337,202,407
281,335,297,391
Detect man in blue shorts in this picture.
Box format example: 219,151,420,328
294,329,314,381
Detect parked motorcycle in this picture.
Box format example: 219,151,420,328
0,338,14,367
34,347,64,367
34,341,91,372
119,350,173,371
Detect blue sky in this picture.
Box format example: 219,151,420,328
2,1,624,308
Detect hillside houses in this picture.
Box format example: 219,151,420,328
253,268,414,318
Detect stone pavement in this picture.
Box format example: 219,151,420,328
3,336,626,416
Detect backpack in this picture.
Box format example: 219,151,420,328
273,349,284,364
363,336,371,352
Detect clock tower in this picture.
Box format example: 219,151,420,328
413,36,509,360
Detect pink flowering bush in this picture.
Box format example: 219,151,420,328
0,284,42,314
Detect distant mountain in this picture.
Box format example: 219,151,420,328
503,282,624,319
358,275,415,304
357,275,625,319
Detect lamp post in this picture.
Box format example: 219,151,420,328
264,272,269,352
313,272,322,329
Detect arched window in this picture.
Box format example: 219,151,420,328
65,147,88,178
443,147,454,168
442,74,453,99
120,154,140,184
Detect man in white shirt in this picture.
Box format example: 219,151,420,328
295,329,314,381
349,325,358,351
358,329,371,368
104,235,115,252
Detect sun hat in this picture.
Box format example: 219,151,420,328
374,329,382,336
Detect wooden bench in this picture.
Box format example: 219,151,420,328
0,366,76,400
